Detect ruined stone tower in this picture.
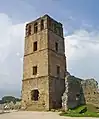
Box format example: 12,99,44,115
21,15,66,110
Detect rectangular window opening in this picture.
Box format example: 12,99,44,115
34,22,38,33
33,41,37,51
41,19,44,30
28,25,31,35
55,42,58,52
57,66,60,75
54,24,57,33
26,25,31,36
33,66,37,75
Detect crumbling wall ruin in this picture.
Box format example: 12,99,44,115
62,73,85,111
81,79,99,107
62,73,99,111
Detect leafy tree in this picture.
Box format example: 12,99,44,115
1,96,21,104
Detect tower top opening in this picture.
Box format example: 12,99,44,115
26,14,63,38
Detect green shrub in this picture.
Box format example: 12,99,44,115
60,104,99,117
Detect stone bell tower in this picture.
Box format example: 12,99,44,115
21,14,66,110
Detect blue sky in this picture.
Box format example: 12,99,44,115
0,0,99,98
0,0,99,30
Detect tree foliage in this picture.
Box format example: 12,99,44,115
0,96,21,104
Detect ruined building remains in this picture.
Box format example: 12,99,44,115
62,73,85,111
21,15,66,110
62,73,99,111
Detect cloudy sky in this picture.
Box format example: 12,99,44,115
0,0,99,98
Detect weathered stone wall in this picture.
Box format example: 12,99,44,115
24,29,48,56
22,16,49,110
81,79,99,106
62,74,99,110
62,75,85,110
22,15,66,111
48,29,66,79
49,76,65,109
48,30,65,56
48,25,66,109
23,49,48,80
21,76,49,110
48,50,66,79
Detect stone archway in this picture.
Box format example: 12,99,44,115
31,89,39,101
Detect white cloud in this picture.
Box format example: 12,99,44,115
65,29,99,80
0,13,25,98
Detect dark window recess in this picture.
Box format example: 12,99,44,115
76,94,80,97
49,19,51,27
59,27,61,36
55,42,58,52
31,90,39,101
34,22,38,33
33,41,37,51
28,25,31,35
41,20,44,30
76,94,80,101
26,25,31,36
57,66,60,75
54,24,57,33
33,66,37,75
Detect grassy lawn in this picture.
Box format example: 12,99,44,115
60,104,99,117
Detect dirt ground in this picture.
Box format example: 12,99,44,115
0,111,98,119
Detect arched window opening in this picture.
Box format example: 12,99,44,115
48,19,52,28
28,25,31,35
31,89,39,101
41,19,44,30
26,25,31,36
54,24,57,33
76,93,80,101
34,22,38,33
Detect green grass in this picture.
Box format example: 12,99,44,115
60,104,99,117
